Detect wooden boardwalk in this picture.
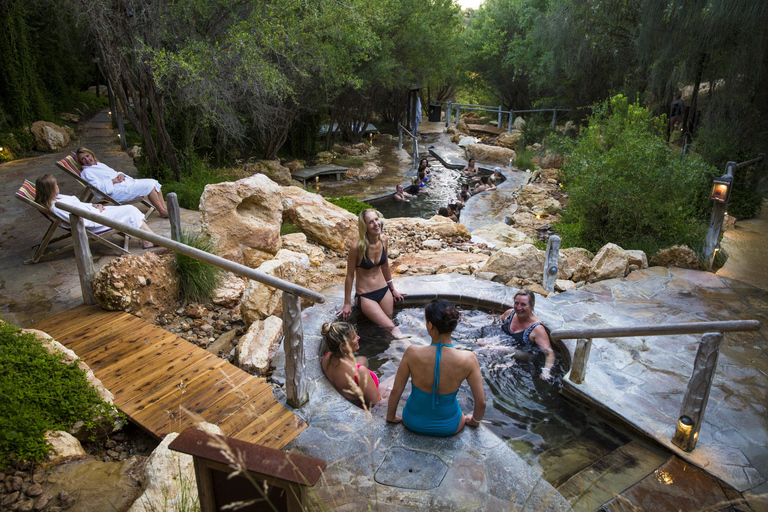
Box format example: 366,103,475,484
291,164,348,186
29,305,306,449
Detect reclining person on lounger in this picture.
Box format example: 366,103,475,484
35,174,157,249
75,147,169,218
337,209,407,338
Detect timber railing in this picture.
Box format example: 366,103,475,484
432,101,572,133
550,319,761,451
397,123,419,169
54,193,325,408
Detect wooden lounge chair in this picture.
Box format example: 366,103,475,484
15,180,130,264
55,153,156,220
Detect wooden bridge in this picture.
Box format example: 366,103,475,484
30,305,306,449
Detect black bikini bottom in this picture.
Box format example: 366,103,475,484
355,286,391,309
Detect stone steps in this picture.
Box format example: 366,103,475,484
536,428,625,488
556,441,666,512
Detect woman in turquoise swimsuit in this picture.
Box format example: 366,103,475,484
387,300,486,436
338,209,406,338
321,321,381,409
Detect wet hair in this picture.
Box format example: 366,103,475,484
468,158,475,165
513,289,536,310
34,174,58,211
438,207,450,217
460,191,470,202
418,170,427,181
418,158,429,171
480,176,489,185
461,183,470,192
75,147,98,167
356,208,384,266
425,299,461,334
321,322,356,359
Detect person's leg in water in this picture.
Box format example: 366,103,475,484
358,291,408,339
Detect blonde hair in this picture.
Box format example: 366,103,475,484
34,174,58,211
75,147,98,168
356,208,383,266
322,322,356,359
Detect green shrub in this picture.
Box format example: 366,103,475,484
280,222,301,236
514,149,536,171
325,196,372,216
333,156,365,168
140,153,233,210
521,115,555,147
0,321,119,466
557,94,719,255
175,232,224,303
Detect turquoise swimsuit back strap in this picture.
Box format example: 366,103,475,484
431,342,453,409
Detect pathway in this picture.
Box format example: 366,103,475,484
718,200,768,291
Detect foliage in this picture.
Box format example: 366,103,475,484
557,95,719,255
325,196,373,216
514,149,535,171
521,115,555,147
333,157,366,168
0,321,119,466
280,222,301,236
144,153,233,211
175,232,224,304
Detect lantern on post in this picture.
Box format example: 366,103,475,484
709,175,733,204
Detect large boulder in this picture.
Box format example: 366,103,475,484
626,249,649,270
211,272,246,308
31,121,70,152
345,162,382,181
588,243,630,282
518,185,562,213
650,245,704,270
496,131,523,150
315,151,335,165
236,315,283,376
476,244,545,283
471,223,535,249
561,247,593,282
456,119,471,135
201,175,283,268
284,160,305,172
467,143,515,165
281,232,325,266
391,251,488,276
458,136,478,147
128,424,221,512
386,216,470,240
45,431,87,464
513,116,526,130
541,152,564,169
240,249,310,326
92,252,178,323
243,160,292,186
281,187,356,252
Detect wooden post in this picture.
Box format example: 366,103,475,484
703,161,736,270
446,102,452,126
569,338,591,384
167,193,182,242
456,106,461,123
282,292,307,408
70,214,96,305
398,126,403,151
672,332,723,451
542,235,561,293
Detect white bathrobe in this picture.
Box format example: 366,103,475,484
52,194,144,231
80,162,161,203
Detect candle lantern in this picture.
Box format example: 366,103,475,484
710,175,733,204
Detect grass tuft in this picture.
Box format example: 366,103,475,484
175,232,224,304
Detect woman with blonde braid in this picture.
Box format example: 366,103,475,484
321,322,381,408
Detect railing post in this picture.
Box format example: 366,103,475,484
446,102,452,126
703,161,736,270
398,126,403,151
413,135,419,169
542,235,561,293
497,105,502,127
551,108,557,129
569,338,591,384
70,214,96,305
508,110,515,133
456,106,461,124
167,192,182,242
672,332,723,451
282,292,308,408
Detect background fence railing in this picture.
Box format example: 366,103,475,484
431,101,571,133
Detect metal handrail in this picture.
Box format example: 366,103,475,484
397,123,419,168
54,201,326,303
550,319,759,340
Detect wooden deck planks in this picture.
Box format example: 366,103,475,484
29,305,306,449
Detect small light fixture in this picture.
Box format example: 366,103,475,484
548,265,558,276
710,175,733,204
671,415,697,451
108,111,112,116
315,176,320,183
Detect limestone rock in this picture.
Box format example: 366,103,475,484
285,160,305,172
386,216,470,241
201,175,283,268
555,279,577,292
496,132,522,150
236,316,283,375
650,245,704,270
92,252,178,323
281,233,325,266
345,162,381,181
281,187,356,252
541,152,564,169
128,424,222,512
458,136,478,147
477,244,545,283
60,112,80,123
446,126,457,135
560,247,593,281
242,159,292,186
471,223,534,249
589,243,630,283
467,143,515,165
461,111,482,123
625,249,649,269
450,132,462,144
514,116,526,130
422,239,443,251
31,121,70,152
315,151,335,165
45,431,86,464
240,250,310,326
505,278,548,296
456,119,470,135
518,185,562,213
211,272,246,308
391,251,488,276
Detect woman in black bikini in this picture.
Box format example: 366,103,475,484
338,209,406,337
499,290,555,380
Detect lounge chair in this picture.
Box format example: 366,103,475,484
15,180,130,264
55,153,156,220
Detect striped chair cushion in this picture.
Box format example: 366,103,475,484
17,180,36,201
57,153,82,177
17,179,112,235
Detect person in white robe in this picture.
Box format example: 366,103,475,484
34,174,157,249
75,147,169,217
